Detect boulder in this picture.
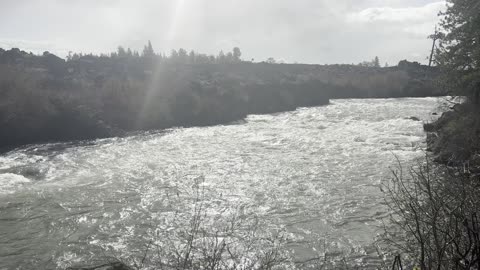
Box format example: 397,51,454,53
408,116,420,121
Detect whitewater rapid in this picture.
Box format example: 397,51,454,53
0,98,443,269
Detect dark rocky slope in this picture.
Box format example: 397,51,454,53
425,102,480,169
0,48,443,150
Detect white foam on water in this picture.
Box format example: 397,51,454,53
0,173,31,194
0,97,449,269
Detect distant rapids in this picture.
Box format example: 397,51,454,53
0,98,443,269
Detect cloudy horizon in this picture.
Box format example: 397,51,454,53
0,0,446,65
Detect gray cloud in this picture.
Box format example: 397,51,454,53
0,0,446,64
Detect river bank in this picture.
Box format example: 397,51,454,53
424,101,480,168
384,99,480,269
0,48,442,150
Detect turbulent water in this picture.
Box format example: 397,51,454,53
0,98,444,269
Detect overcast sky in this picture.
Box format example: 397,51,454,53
0,0,446,65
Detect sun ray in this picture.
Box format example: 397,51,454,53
137,0,187,128
167,0,186,42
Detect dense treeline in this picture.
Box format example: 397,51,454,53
0,45,440,149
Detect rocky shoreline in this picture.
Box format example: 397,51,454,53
424,102,480,170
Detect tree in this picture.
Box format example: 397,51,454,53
373,56,380,68
233,47,241,61
66,51,73,61
266,57,276,64
142,40,155,58
436,0,480,102
188,50,195,64
226,52,234,62
170,49,179,60
178,48,188,63
358,61,373,67
428,25,444,67
117,46,127,57
195,53,210,64
217,50,226,63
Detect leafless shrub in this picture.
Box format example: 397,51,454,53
380,155,480,269
118,177,292,270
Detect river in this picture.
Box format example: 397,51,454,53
0,97,444,269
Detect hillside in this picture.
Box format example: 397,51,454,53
0,48,442,150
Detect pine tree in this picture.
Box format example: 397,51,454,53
117,46,127,57
373,56,380,68
436,0,480,102
142,40,155,57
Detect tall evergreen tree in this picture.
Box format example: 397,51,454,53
142,40,155,57
117,46,127,57
436,0,480,102
373,56,380,68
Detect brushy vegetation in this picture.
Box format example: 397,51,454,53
424,101,480,165
381,157,480,269
378,0,480,269
0,46,440,150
